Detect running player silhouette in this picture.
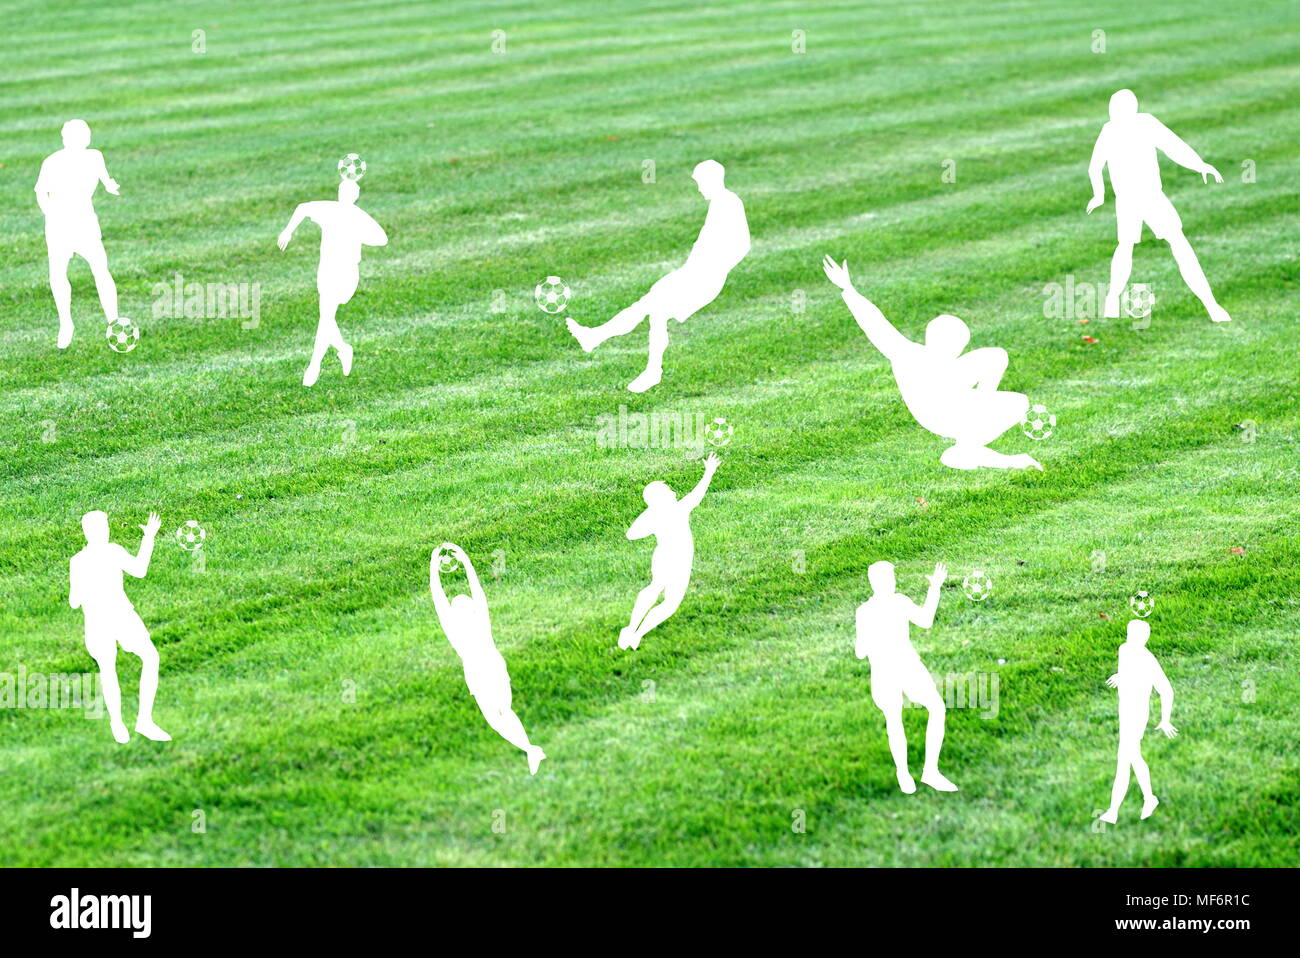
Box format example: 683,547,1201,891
1100,619,1176,824
278,177,388,386
1087,89,1230,323
35,120,121,349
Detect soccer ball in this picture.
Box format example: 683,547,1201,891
534,276,571,313
175,519,206,551
106,318,140,353
437,552,460,575
1123,284,1156,319
1020,402,1055,441
338,153,367,181
962,570,993,601
1129,590,1155,618
705,417,734,447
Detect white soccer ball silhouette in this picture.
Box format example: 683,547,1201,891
1129,590,1155,618
705,417,734,447
175,519,206,551
962,570,993,601
437,552,460,575
106,317,140,353
338,153,367,181
1020,402,1055,441
534,276,571,313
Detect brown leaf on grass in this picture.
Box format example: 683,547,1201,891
916,496,928,509
1082,335,1099,345
1099,612,1112,620
1229,546,1246,555
1078,318,1089,324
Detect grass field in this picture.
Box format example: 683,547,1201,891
1,0,1297,867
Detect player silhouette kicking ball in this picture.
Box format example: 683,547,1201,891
823,256,1041,471
1100,619,1176,824
856,560,956,794
619,452,720,650
35,120,121,349
69,511,170,744
567,160,750,392
278,177,388,387
1087,89,1230,323
431,543,546,775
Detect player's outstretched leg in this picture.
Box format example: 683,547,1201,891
1167,234,1230,322
627,579,687,648
620,582,663,650
304,300,340,387
918,692,957,792
940,392,1041,471
568,299,650,353
1104,242,1135,319
83,243,118,328
882,707,916,794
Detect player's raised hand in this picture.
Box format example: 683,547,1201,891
1156,721,1179,739
822,255,852,290
703,452,721,473
1201,164,1223,184
1086,194,1104,214
104,178,121,196
141,512,161,537
1105,673,1119,689
277,229,292,251
927,561,947,586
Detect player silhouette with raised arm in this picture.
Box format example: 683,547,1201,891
619,452,720,650
1087,89,1230,323
1100,619,1176,824
35,120,121,349
823,256,1041,471
567,161,750,392
278,177,387,386
69,511,170,744
431,543,546,775
856,560,956,794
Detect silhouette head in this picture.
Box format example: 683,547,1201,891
1126,618,1150,646
924,314,971,357
867,560,896,594
642,480,677,508
338,178,360,204
692,160,726,198
1109,89,1138,120
61,119,91,150
81,510,109,544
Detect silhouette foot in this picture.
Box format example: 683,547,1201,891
896,769,917,794
566,318,597,353
303,363,321,387
527,747,546,776
1103,296,1120,319
920,769,958,792
1099,808,1119,825
627,369,662,393
1140,796,1159,820
1208,304,1231,323
135,720,171,742
1013,453,1044,471
339,343,354,375
57,321,73,350
617,627,640,650
110,720,130,744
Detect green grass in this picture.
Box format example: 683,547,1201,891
1,0,1298,866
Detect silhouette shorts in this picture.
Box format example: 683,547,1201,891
1115,192,1182,244
45,218,105,262
871,662,940,712
644,267,727,323
83,608,151,661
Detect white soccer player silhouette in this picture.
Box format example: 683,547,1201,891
856,560,956,794
567,160,750,392
35,120,120,349
618,452,720,650
278,177,388,386
1087,89,1230,323
69,511,170,744
823,256,1041,471
431,543,546,775
1100,619,1176,824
